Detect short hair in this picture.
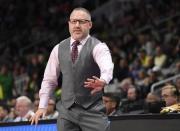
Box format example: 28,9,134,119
70,7,91,21
103,93,120,108
161,85,179,97
128,87,141,100
16,96,32,107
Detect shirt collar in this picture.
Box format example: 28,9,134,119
70,35,90,46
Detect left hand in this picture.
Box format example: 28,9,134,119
84,76,106,95
30,108,47,125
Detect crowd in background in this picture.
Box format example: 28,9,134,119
0,0,180,123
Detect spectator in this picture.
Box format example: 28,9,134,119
161,85,179,107
119,77,134,98
153,46,167,69
143,92,165,113
102,93,121,116
120,87,144,113
43,99,58,120
113,58,130,82
140,70,159,98
33,98,40,113
0,65,13,100
160,85,180,114
14,96,34,122
0,104,13,122
137,49,152,69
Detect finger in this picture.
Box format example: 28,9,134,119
35,119,38,125
86,78,95,83
32,114,41,125
84,80,95,86
35,116,39,125
92,76,99,80
84,83,94,89
30,117,35,125
84,81,91,86
84,81,91,84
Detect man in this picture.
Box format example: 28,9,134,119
161,85,179,107
143,92,165,113
14,96,34,122
102,93,121,116
160,85,180,113
31,7,114,131
120,87,143,113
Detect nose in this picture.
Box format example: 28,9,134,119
75,21,80,26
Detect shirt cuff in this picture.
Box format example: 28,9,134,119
39,95,49,109
100,76,110,84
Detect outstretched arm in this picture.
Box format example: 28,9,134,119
84,42,114,94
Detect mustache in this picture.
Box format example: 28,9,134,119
73,28,81,31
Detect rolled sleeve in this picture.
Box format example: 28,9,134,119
93,42,114,84
39,44,60,108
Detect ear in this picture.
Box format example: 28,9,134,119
88,21,92,29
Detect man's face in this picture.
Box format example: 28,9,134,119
68,10,92,41
161,88,177,106
15,101,29,117
103,96,116,114
127,88,136,101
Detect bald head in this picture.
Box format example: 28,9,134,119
70,7,91,21
68,7,92,41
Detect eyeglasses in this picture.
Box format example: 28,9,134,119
161,94,174,99
69,19,90,24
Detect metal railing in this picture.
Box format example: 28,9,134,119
151,74,180,92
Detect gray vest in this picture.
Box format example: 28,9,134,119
58,37,102,109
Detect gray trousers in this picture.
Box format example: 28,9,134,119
56,102,110,131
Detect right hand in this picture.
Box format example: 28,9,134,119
30,108,47,125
